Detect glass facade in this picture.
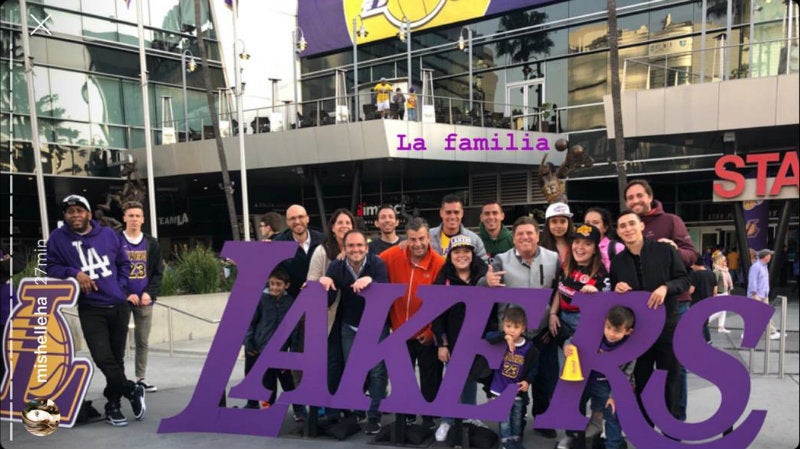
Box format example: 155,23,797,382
0,0,225,176
299,0,797,175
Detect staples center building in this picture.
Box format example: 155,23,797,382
2,0,797,256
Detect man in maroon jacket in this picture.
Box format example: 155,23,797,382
624,179,698,421
624,179,698,267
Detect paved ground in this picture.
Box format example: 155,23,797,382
3,288,798,449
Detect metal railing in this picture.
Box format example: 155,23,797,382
622,37,799,92
153,95,610,145
61,304,220,357
748,295,789,378
154,301,221,357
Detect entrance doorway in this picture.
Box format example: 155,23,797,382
505,77,545,131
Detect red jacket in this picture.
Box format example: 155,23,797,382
379,245,445,341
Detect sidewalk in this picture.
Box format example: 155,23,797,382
3,291,798,449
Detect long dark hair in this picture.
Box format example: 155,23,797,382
539,216,575,252
563,238,605,279
438,246,488,285
322,208,356,261
584,207,617,239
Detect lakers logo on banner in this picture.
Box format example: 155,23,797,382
344,0,491,44
1,278,94,428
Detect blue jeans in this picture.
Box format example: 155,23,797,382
586,379,623,449
407,108,417,121
560,310,580,336
499,394,528,440
340,322,389,419
441,379,478,425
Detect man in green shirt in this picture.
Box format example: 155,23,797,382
478,201,513,262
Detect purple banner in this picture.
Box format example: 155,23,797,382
299,0,556,56
743,199,769,251
158,241,771,448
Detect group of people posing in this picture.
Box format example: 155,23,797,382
244,178,756,449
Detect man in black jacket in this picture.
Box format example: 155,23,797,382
610,210,690,421
319,230,389,434
271,204,325,299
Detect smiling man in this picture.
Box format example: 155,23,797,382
380,217,446,429
369,205,404,255
610,209,690,422
272,204,325,299
319,230,389,434
46,194,145,427
478,201,513,262
479,215,561,438
429,194,487,261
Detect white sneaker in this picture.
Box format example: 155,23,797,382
718,328,732,334
435,422,451,442
556,436,573,449
770,331,781,340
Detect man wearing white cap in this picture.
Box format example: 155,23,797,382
374,77,393,119
747,249,780,339
46,194,145,427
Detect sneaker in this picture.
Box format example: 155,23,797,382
435,422,451,442
354,411,368,423
293,413,306,422
557,435,574,449
128,383,146,420
404,415,416,426
105,402,128,427
718,328,732,334
534,428,557,438
137,379,158,393
244,401,260,409
421,417,436,430
464,418,488,428
770,331,781,340
501,439,521,449
260,401,271,409
365,418,382,435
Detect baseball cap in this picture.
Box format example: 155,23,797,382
380,77,387,81
574,224,600,246
62,194,91,213
757,249,774,259
545,202,573,219
449,235,474,251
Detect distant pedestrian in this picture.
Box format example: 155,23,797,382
747,249,780,340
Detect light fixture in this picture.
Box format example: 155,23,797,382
187,58,197,72
297,30,308,52
237,39,250,60
457,34,466,51
356,22,368,38
397,22,407,42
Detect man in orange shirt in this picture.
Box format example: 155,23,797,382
379,217,445,429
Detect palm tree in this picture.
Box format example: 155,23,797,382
495,11,554,80
194,0,240,240
608,0,627,209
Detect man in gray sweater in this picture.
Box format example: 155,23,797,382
480,215,561,439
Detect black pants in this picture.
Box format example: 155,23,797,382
244,352,297,406
405,339,442,420
634,328,682,421
78,302,136,404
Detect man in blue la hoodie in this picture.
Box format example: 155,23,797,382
46,194,145,427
